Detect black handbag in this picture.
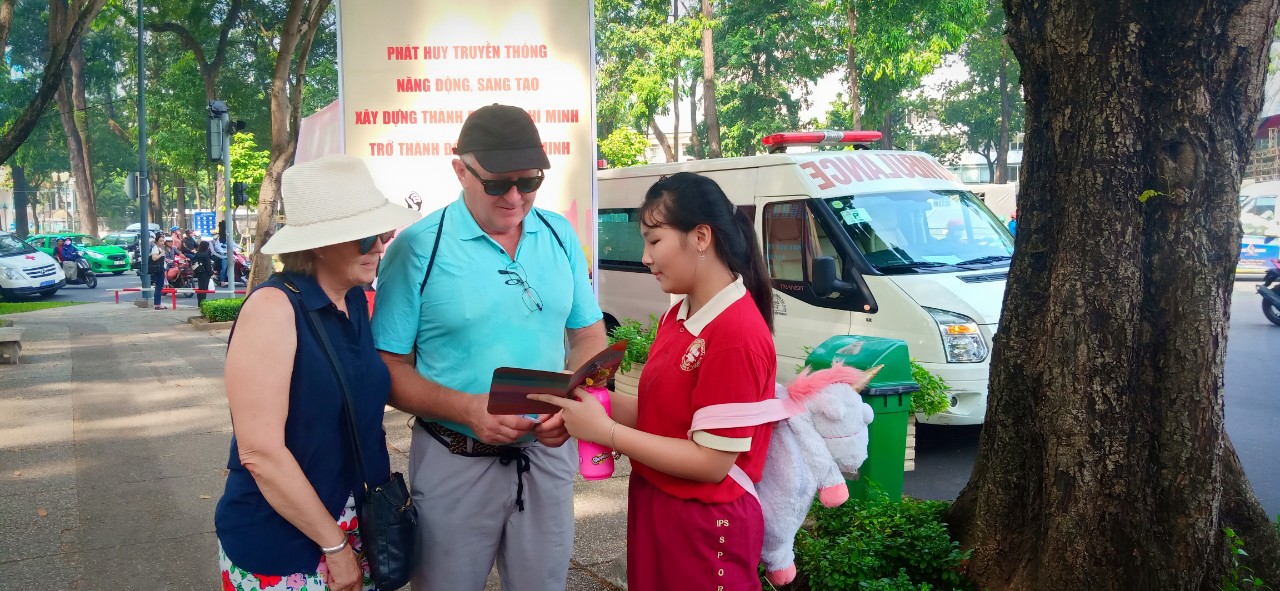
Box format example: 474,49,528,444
299,290,418,590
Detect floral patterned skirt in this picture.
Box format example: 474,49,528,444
218,494,379,591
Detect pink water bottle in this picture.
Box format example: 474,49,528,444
577,386,615,480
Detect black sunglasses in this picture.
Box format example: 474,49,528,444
463,161,545,197
359,230,395,255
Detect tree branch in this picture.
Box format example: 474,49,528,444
147,22,211,75
210,0,245,77
0,0,105,165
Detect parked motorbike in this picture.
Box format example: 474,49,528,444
231,246,250,284
1258,258,1280,326
64,257,97,289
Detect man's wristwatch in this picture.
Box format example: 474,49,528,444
320,535,348,555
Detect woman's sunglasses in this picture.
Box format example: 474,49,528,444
359,230,395,255
463,161,545,196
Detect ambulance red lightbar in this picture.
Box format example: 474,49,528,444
761,131,883,153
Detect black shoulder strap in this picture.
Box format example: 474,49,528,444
533,208,570,260
416,206,566,299
281,278,369,490
417,204,449,297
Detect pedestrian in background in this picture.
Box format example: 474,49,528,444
149,232,167,310
214,154,419,591
193,240,215,305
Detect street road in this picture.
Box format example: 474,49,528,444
42,271,243,310
905,279,1280,519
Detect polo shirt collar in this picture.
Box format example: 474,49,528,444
677,275,747,337
282,271,334,311
451,194,543,242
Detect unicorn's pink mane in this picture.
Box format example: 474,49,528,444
785,362,867,403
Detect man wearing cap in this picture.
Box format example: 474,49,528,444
372,104,606,591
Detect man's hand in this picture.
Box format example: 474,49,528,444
466,395,535,445
533,411,571,447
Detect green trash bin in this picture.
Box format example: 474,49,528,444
805,335,918,503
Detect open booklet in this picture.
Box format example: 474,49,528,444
486,340,629,415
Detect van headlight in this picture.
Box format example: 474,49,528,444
924,307,989,363
1,267,22,280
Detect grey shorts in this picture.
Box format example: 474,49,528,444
409,421,576,591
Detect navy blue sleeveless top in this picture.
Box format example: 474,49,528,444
214,272,392,575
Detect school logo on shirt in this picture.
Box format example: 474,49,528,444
680,338,706,371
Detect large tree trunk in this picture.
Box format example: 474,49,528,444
994,45,1010,184
846,3,861,130
12,165,30,238
649,116,675,162
700,0,721,158
947,1,1280,589
248,0,331,289
0,0,104,166
50,1,98,237
0,0,14,68
176,179,187,229
688,78,702,159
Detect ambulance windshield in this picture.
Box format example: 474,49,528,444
826,190,1013,273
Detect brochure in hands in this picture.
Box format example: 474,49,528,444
486,340,629,415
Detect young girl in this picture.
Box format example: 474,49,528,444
531,172,776,590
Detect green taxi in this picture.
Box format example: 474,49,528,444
27,233,131,275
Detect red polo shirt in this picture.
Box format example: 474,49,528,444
632,277,777,504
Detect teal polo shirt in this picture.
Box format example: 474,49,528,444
371,196,603,440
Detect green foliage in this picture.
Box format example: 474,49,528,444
1138,190,1163,203
1221,527,1269,591
200,297,245,323
230,133,271,207
607,315,659,374
600,127,651,168
791,496,974,591
910,360,951,417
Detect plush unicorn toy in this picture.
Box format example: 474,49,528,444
692,362,878,586
758,363,877,585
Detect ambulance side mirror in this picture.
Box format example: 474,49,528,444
812,256,849,297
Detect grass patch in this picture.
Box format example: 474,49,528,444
0,301,84,315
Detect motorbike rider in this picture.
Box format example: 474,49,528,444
211,229,228,287
59,238,80,281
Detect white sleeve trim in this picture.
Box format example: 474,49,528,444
691,430,752,453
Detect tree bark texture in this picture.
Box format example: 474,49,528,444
688,78,702,158
846,3,860,130
0,0,105,166
0,0,14,63
700,0,721,158
948,2,1280,589
248,0,330,290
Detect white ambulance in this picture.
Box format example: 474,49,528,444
0,231,66,300
596,132,1014,425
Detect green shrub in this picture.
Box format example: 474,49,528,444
910,360,951,417
789,496,974,591
608,315,658,374
201,297,245,322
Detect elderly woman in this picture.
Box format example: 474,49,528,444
214,155,420,591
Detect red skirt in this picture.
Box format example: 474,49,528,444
627,473,764,591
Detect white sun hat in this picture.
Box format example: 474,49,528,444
260,155,422,255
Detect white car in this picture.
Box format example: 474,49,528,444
0,232,66,300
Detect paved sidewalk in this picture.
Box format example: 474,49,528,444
0,301,628,590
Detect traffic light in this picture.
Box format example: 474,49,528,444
233,182,248,206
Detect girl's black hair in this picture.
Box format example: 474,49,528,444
197,240,210,253
639,172,774,331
